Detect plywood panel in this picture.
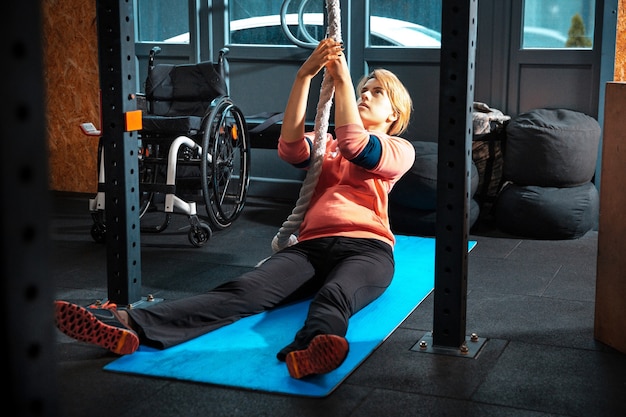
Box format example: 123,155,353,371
594,81,626,354
43,0,100,193
615,0,626,81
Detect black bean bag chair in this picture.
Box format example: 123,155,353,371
389,141,479,211
504,108,601,187
494,182,599,239
390,199,480,237
389,141,480,236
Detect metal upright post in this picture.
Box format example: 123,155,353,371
95,0,143,305
413,0,486,358
3,3,59,415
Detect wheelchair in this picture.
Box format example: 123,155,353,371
88,47,251,247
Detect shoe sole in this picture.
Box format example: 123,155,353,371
285,334,349,379
54,300,139,355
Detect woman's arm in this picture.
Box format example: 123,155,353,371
280,39,344,143
325,51,362,129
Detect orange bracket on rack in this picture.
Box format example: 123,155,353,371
125,110,143,132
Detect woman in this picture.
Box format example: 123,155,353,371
54,39,415,379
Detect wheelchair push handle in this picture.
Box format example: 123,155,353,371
148,46,162,70
217,47,229,66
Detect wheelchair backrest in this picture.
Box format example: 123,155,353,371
145,61,228,117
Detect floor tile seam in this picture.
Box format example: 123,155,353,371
354,384,565,416
341,384,377,417
54,287,109,296
537,264,563,297
395,322,432,332
493,337,616,356
465,288,551,301
468,255,565,272
465,289,597,309
466,394,579,417
354,385,476,403
538,292,596,304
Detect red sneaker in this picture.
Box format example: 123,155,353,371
285,334,349,379
54,300,139,355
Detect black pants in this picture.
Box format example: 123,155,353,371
128,237,395,353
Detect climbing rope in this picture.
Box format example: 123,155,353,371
271,0,342,252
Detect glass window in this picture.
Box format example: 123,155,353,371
522,0,595,49
227,0,442,48
136,0,189,43
228,0,323,46
369,0,441,48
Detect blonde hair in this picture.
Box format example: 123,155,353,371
356,68,413,136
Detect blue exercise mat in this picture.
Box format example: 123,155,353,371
104,236,476,397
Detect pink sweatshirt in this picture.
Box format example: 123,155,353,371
278,123,415,248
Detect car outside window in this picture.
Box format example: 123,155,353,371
368,1,441,47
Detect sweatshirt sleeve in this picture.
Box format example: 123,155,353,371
278,133,334,167
277,133,313,167
335,123,415,180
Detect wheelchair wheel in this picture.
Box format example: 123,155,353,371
188,222,212,247
201,96,251,230
90,221,106,243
